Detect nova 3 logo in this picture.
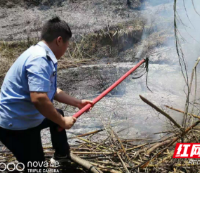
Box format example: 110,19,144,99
0,162,25,172
0,161,60,172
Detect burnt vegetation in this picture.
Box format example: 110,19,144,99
0,0,200,173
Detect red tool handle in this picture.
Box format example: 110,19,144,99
58,59,146,131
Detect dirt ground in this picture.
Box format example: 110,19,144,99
0,0,172,40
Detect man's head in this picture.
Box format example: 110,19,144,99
41,16,72,59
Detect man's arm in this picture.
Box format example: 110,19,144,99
26,57,76,129
54,88,81,107
54,88,93,109
30,92,76,129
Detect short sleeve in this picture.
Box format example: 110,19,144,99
26,57,52,92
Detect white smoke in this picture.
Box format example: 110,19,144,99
176,0,200,68
137,0,200,68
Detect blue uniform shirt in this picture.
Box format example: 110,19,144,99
0,41,57,130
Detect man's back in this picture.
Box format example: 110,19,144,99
0,42,57,130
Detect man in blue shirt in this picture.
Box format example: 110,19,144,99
0,17,93,172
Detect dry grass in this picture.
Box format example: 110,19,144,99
0,19,147,76
1,114,200,173
0,40,36,76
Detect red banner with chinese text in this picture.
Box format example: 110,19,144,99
173,143,200,158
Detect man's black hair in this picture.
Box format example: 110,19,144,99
41,16,72,42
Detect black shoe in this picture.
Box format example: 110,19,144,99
50,153,71,165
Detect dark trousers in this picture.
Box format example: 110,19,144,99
0,109,69,172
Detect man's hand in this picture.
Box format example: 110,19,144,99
54,89,94,111
77,100,94,110
62,116,77,129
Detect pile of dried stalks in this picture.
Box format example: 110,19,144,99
1,94,200,173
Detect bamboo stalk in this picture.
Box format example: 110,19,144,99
146,139,172,156
72,151,114,155
74,137,107,150
110,128,130,161
100,168,122,173
117,152,130,173
140,95,183,130
126,143,148,151
69,129,103,139
70,153,102,173
165,105,200,120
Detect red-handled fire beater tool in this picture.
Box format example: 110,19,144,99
58,59,147,132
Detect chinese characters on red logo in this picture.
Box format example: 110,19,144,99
173,143,200,158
